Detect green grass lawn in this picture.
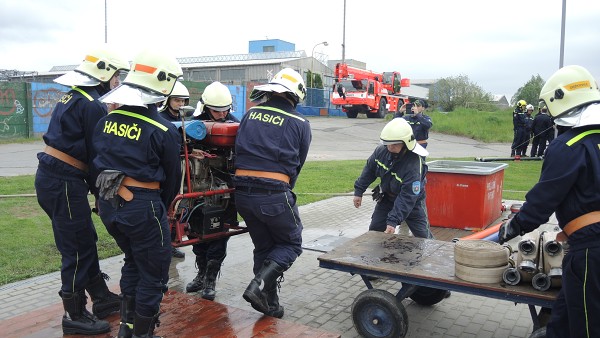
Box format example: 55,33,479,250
0,157,542,286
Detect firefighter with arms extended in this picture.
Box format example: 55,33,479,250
35,46,129,335
234,68,312,318
353,118,433,238
185,81,238,300
192,81,240,122
498,65,600,338
93,49,183,338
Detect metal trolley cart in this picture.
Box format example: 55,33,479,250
318,231,557,338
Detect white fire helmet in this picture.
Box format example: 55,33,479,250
193,82,233,117
54,46,129,87
539,65,600,127
249,68,306,103
101,49,183,107
380,118,428,157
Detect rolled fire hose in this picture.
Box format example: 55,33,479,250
454,240,510,284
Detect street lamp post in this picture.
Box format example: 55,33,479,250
311,41,328,88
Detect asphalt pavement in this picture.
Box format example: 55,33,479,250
0,116,510,177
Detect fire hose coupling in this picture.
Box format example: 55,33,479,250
532,272,552,291
518,239,537,255
543,240,562,256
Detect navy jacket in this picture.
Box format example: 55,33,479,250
234,96,311,189
531,112,554,138
403,113,432,144
93,104,182,207
515,125,600,250
38,86,107,195
354,145,427,226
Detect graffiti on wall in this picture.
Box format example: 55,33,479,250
0,84,28,138
31,83,68,135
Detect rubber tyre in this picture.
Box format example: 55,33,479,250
346,109,359,118
409,286,448,306
454,240,509,268
369,98,387,118
351,289,408,338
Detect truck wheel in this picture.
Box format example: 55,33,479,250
351,289,408,338
369,98,387,118
408,286,447,306
346,110,358,118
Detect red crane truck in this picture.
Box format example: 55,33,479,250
331,63,410,118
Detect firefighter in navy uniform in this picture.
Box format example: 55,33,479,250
192,81,240,122
498,65,600,338
511,99,528,156
34,46,129,335
157,81,188,259
402,99,432,149
158,81,190,124
234,68,312,318
530,105,554,157
353,118,433,239
93,49,183,338
185,81,238,301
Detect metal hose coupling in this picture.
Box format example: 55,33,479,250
502,267,521,285
544,240,562,256
532,273,551,291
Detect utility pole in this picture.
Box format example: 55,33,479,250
559,0,566,69
342,0,346,64
105,0,108,43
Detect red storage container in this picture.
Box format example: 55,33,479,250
425,160,508,230
201,121,239,147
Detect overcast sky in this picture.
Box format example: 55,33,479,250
1,0,599,100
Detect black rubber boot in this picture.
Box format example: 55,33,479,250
243,260,285,315
86,272,120,319
185,256,207,293
117,294,136,338
265,285,284,318
61,290,111,335
171,246,185,258
201,260,222,301
132,312,161,338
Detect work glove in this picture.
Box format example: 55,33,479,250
371,185,383,203
96,170,126,201
498,217,522,245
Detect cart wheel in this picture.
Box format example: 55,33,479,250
351,289,408,338
529,326,546,338
409,286,448,306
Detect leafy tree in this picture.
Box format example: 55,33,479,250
306,70,324,89
511,75,545,107
429,75,493,111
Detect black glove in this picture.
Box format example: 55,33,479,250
96,170,126,201
498,218,522,244
371,185,383,202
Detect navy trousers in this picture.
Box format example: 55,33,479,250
35,165,101,293
368,191,433,239
546,246,600,338
98,188,171,317
235,188,303,274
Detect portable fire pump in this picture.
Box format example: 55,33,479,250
167,111,247,248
